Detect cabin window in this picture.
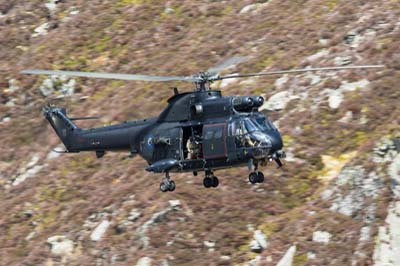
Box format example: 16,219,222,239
214,129,223,139
204,130,214,140
202,123,227,158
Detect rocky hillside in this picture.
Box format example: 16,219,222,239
1,0,399,265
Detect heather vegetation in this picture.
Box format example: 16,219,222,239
0,0,399,265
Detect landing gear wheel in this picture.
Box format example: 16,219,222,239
256,172,264,183
249,172,258,184
211,176,219,188
203,177,213,188
168,180,176,192
160,172,175,193
160,181,169,192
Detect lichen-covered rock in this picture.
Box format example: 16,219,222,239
276,245,296,266
250,230,268,253
306,49,329,62
45,0,59,15
327,167,382,217
274,75,289,88
204,240,216,251
90,220,110,241
47,235,74,257
260,91,295,111
312,231,331,244
307,252,316,260
128,209,141,222
328,89,343,109
168,199,181,208
137,201,182,247
305,73,321,85
33,23,50,37
12,155,43,186
39,76,76,97
7,79,19,92
373,152,400,265
136,257,152,266
373,138,398,163
325,79,370,109
338,111,353,123
249,255,263,266
334,56,352,66
239,2,269,14
339,79,370,92
389,154,400,196
373,202,400,266
46,146,63,160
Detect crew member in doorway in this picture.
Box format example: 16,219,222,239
187,136,200,159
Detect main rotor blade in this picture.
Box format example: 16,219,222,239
207,56,250,74
21,69,200,82
218,65,385,80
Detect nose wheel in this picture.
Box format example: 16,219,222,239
249,171,264,184
160,172,176,192
203,170,219,188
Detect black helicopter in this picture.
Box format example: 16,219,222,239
21,58,383,192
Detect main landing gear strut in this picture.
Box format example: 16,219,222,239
203,170,219,188
160,172,176,192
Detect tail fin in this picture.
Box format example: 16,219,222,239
43,106,80,151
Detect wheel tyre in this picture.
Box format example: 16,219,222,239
203,177,213,188
249,173,258,184
160,182,169,192
168,180,176,192
212,176,219,188
256,172,264,183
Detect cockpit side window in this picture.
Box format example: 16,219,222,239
229,119,257,148
229,120,242,136
228,121,235,136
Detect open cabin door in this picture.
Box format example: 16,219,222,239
151,127,182,162
203,123,227,159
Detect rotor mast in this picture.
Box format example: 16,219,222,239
194,72,215,91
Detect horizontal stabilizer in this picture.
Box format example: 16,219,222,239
70,116,100,121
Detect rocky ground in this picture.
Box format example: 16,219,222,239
0,0,399,265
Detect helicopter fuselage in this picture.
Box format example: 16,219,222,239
44,89,284,175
